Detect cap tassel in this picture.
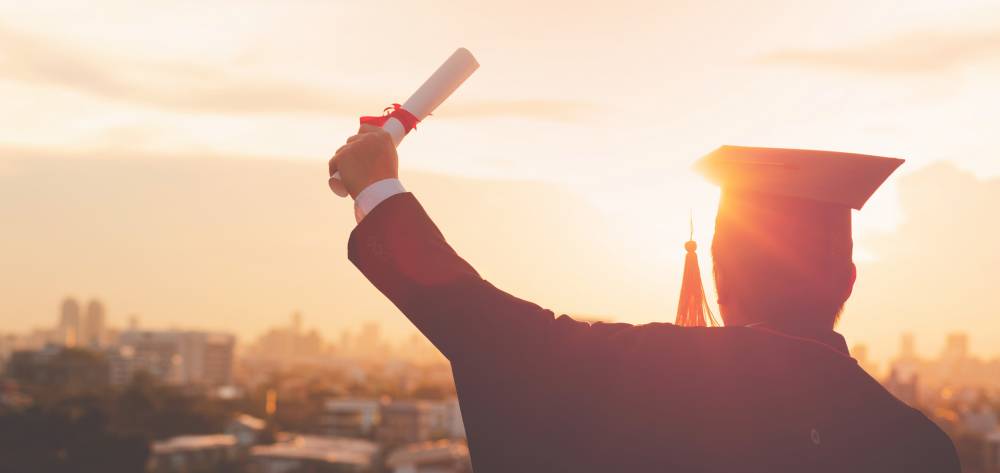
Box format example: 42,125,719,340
676,215,719,327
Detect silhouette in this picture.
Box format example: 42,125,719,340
342,139,960,472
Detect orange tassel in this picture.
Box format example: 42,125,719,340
675,217,718,327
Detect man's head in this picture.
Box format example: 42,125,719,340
691,146,903,332
710,190,856,331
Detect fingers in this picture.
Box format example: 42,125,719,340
329,136,364,176
358,123,381,134
343,125,384,147
329,143,353,177
328,153,338,178
329,125,390,178
335,142,353,156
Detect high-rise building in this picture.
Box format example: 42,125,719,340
180,331,236,387
58,297,81,347
942,333,969,362
110,330,235,387
81,299,106,349
900,332,916,360
851,343,878,376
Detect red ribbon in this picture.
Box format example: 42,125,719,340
359,103,420,133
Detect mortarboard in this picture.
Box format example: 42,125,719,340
674,146,904,328
695,145,904,210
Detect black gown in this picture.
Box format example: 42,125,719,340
348,193,959,473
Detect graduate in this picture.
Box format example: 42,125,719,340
328,127,960,472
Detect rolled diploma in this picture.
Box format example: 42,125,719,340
330,47,480,197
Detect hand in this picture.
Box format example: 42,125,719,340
328,124,399,199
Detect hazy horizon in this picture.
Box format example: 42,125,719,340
2,154,999,366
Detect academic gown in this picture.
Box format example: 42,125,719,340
348,193,960,473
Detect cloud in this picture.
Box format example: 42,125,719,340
757,28,1000,75
0,23,593,120
844,162,1000,358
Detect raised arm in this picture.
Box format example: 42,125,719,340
329,125,593,361
350,191,585,360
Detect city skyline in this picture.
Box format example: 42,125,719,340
4,292,997,471
4,291,1000,369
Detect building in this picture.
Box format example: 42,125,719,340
321,399,381,438
0,380,33,410
426,399,465,439
58,297,81,347
109,331,183,385
110,330,235,387
884,366,920,406
148,434,239,473
81,299,107,349
962,405,999,437
885,332,1000,399
248,312,325,362
6,346,109,389
338,322,394,360
226,414,268,447
385,440,472,473
900,332,916,359
248,435,377,473
985,430,1000,473
942,333,969,362
850,343,878,376
322,399,381,438
0,334,17,367
378,401,432,447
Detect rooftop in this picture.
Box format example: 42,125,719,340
386,439,469,467
250,435,377,466
230,413,266,431
152,434,237,454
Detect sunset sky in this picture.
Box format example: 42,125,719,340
2,0,1000,365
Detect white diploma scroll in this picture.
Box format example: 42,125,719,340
329,48,480,197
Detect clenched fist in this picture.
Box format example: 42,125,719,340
328,124,399,199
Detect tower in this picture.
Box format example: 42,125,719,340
59,297,81,347
82,299,106,348
900,332,916,360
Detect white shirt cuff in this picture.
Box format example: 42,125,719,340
354,178,406,223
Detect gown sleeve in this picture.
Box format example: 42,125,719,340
348,192,600,362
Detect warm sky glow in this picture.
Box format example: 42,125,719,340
2,0,1000,365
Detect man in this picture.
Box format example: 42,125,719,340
328,126,960,472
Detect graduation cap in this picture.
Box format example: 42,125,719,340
674,146,904,328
